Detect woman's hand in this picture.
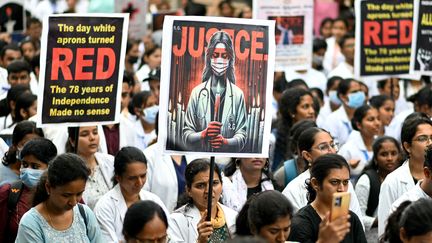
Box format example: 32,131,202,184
317,212,350,243
197,210,213,243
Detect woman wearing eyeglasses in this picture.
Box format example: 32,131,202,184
282,127,364,221
288,154,367,243
338,105,382,181
378,113,432,237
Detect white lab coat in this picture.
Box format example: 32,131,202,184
282,169,365,229
284,68,327,92
144,143,196,212
94,184,168,243
321,106,352,145
377,160,415,237
134,119,157,151
338,131,373,179
390,181,429,215
327,62,354,79
183,79,247,152
385,109,413,142
222,169,274,212
169,203,237,243
323,37,345,74
98,115,137,154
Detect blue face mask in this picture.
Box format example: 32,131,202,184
142,105,159,124
347,91,366,109
20,168,44,188
329,90,342,106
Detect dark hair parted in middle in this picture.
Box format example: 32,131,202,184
306,154,350,203
33,153,90,206
123,200,168,240
236,190,294,236
113,146,147,185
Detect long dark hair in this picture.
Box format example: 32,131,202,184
202,31,236,84
2,121,44,166
275,88,314,162
33,153,90,206
363,136,402,172
381,199,432,243
306,154,350,203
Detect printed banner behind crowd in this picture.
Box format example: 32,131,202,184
355,0,413,78
410,0,432,74
0,0,25,33
253,0,313,71
37,14,129,127
158,16,275,157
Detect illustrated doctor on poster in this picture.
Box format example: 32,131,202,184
183,31,247,152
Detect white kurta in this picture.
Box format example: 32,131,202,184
355,174,376,230
94,184,168,242
377,161,415,237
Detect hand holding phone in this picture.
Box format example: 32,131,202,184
330,192,351,222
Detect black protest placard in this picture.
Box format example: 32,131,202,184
355,0,413,77
38,14,129,126
410,0,432,74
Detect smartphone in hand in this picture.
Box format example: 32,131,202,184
330,192,351,222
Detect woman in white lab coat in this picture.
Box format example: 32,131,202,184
222,157,275,212
338,105,381,181
94,146,167,243
169,159,237,243
378,113,432,237
66,126,114,210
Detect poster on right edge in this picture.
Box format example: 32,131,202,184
410,0,432,74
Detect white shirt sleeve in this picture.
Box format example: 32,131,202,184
355,174,376,230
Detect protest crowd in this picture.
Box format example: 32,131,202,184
2,0,432,242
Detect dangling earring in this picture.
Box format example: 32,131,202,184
235,159,241,168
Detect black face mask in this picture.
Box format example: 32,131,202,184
128,56,139,64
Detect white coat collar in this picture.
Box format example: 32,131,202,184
334,105,350,123
396,160,414,184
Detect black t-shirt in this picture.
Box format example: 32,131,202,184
247,184,262,198
288,204,367,243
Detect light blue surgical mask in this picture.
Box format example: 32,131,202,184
329,90,342,106
347,91,366,109
142,105,159,124
20,168,44,188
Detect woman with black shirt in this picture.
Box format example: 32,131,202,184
289,154,367,243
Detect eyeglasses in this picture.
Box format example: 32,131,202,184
313,142,339,153
412,135,432,143
121,92,129,98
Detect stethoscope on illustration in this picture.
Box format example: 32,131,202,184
196,78,236,131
